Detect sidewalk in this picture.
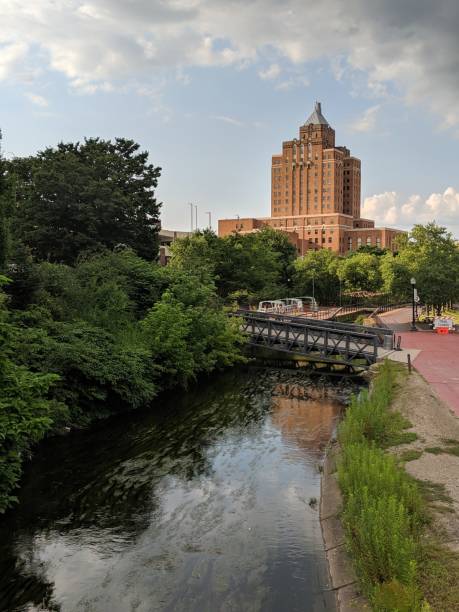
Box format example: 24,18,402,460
379,308,459,417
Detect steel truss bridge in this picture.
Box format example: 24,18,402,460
232,310,394,369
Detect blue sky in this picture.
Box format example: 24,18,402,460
1,0,459,237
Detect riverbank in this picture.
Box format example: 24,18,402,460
321,360,459,611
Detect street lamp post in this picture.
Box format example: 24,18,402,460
410,277,417,331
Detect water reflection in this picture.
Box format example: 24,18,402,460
271,384,342,454
0,369,344,612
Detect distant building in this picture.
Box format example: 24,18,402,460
158,229,191,265
218,102,404,255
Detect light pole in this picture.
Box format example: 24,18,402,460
410,277,417,331
194,204,198,231
189,202,194,232
206,211,212,230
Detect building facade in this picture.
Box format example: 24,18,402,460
158,229,192,265
218,102,403,255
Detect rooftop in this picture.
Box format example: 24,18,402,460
304,101,329,126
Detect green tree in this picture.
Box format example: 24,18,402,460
140,270,245,388
170,229,289,303
380,252,412,301
338,252,383,293
0,277,62,512
293,249,340,303
0,133,14,271
397,223,459,314
10,138,161,264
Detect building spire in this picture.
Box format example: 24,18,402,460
304,101,329,126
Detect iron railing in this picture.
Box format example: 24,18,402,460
233,312,382,367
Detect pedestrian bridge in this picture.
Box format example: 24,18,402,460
232,310,394,368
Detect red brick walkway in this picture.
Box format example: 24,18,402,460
379,308,459,416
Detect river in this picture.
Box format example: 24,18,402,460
0,368,350,612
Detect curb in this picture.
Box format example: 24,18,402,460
320,443,369,611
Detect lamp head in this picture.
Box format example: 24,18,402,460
410,277,416,286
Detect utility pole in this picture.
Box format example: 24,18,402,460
189,202,194,232
206,211,212,230
194,204,198,231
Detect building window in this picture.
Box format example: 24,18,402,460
366,236,372,245
357,237,362,248
376,237,381,248
348,237,353,251
328,236,332,243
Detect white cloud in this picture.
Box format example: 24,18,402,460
362,188,459,237
275,74,309,91
349,105,380,132
0,41,28,80
1,0,459,129
258,63,280,80
25,92,48,107
214,115,244,127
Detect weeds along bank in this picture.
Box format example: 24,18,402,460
336,360,459,611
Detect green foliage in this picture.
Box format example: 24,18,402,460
397,223,459,313
400,449,423,462
338,444,424,528
337,361,430,608
0,139,14,271
10,138,162,264
0,297,63,512
292,249,340,302
337,252,382,292
380,252,412,301
140,271,246,388
170,228,294,302
0,244,246,512
338,362,413,448
418,543,459,612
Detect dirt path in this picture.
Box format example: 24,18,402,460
390,368,459,550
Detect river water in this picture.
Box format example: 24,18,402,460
0,368,348,612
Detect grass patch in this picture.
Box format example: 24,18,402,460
400,449,423,462
442,438,459,445
426,444,459,457
425,446,443,455
337,360,459,610
416,480,453,507
418,542,459,612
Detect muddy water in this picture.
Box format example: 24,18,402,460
0,369,346,612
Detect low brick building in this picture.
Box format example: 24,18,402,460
218,102,404,255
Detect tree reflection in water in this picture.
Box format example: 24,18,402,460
0,369,349,612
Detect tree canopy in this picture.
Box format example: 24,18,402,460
10,138,162,264
396,223,459,313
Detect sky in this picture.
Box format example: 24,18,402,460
1,0,459,238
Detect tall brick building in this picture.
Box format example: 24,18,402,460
218,102,403,255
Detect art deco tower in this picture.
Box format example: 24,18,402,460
270,102,361,219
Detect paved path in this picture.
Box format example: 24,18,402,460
379,308,459,416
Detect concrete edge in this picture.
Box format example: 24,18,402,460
320,443,370,611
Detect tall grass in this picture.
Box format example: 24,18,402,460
337,360,429,610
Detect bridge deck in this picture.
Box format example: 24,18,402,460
234,312,394,368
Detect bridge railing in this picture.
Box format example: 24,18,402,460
233,309,394,348
233,312,380,366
